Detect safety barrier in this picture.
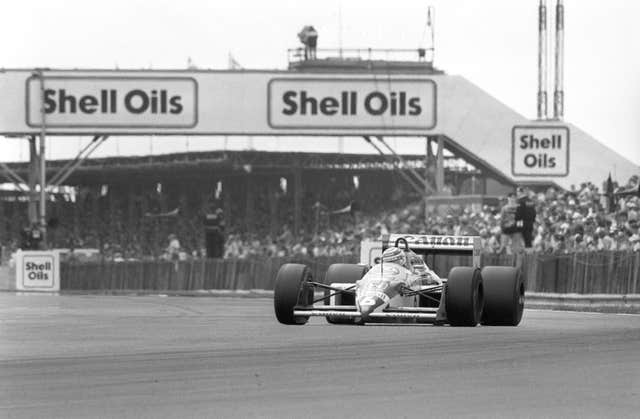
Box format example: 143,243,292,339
59,251,640,294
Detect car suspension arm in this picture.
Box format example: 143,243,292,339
306,282,356,305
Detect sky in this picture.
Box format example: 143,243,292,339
0,0,639,165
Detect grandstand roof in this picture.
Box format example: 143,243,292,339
433,75,639,189
5,150,477,185
1,67,635,190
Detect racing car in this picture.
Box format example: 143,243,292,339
273,233,524,327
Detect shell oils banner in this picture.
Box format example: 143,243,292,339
15,250,60,292
0,70,436,136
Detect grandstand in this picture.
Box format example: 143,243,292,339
0,41,638,258
0,148,484,253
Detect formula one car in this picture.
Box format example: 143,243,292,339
274,234,524,327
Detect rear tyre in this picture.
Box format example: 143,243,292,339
481,266,524,326
445,267,483,327
324,264,368,325
274,264,313,325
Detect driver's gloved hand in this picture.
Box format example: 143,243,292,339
419,272,437,285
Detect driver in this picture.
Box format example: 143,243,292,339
381,246,408,268
381,246,442,286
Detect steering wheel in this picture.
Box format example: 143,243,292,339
394,237,410,251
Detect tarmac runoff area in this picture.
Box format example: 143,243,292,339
1,296,639,419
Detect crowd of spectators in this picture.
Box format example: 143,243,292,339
221,175,640,258
1,174,639,264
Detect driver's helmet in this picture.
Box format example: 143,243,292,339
381,246,407,267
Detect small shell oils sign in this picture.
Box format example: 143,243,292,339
15,251,60,291
512,125,570,177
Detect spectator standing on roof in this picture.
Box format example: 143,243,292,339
298,25,318,59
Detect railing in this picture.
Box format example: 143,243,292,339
59,251,640,294
287,48,434,64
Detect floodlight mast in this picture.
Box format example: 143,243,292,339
537,0,548,120
553,0,564,119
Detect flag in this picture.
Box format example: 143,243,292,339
605,173,615,213
228,53,243,70
144,208,180,218
331,201,360,215
331,203,352,215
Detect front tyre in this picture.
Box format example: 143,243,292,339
324,264,368,325
445,267,483,327
274,264,313,325
481,266,524,326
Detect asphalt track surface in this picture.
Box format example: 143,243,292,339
1,295,639,419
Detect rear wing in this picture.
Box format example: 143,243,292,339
360,234,481,268
382,234,479,253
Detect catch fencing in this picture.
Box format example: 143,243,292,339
59,251,640,294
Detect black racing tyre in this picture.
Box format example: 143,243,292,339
274,264,313,325
324,264,368,325
445,267,483,327
481,266,524,326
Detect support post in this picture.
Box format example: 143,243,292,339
375,136,433,193
28,136,38,225
425,137,430,221
37,71,48,245
436,136,444,194
362,136,430,195
293,167,302,235
50,135,108,187
0,161,27,191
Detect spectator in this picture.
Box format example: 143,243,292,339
165,234,181,261
499,193,523,254
298,25,318,59
204,207,225,258
515,187,537,250
2,174,638,259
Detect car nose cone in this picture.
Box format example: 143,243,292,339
357,296,384,318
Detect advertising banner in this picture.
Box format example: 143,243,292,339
268,78,436,130
26,76,197,129
512,125,570,176
15,250,60,292
0,70,438,136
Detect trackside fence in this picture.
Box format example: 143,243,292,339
59,251,640,294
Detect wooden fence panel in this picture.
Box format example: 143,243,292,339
59,251,639,294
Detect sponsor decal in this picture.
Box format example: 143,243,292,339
26,77,198,128
42,88,184,115
280,90,422,117
381,266,400,276
396,235,472,247
512,126,569,176
268,78,436,129
359,297,377,306
361,291,391,303
22,255,55,288
365,279,390,291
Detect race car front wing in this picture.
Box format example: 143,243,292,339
293,305,443,322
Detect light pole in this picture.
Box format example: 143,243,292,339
34,69,48,246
